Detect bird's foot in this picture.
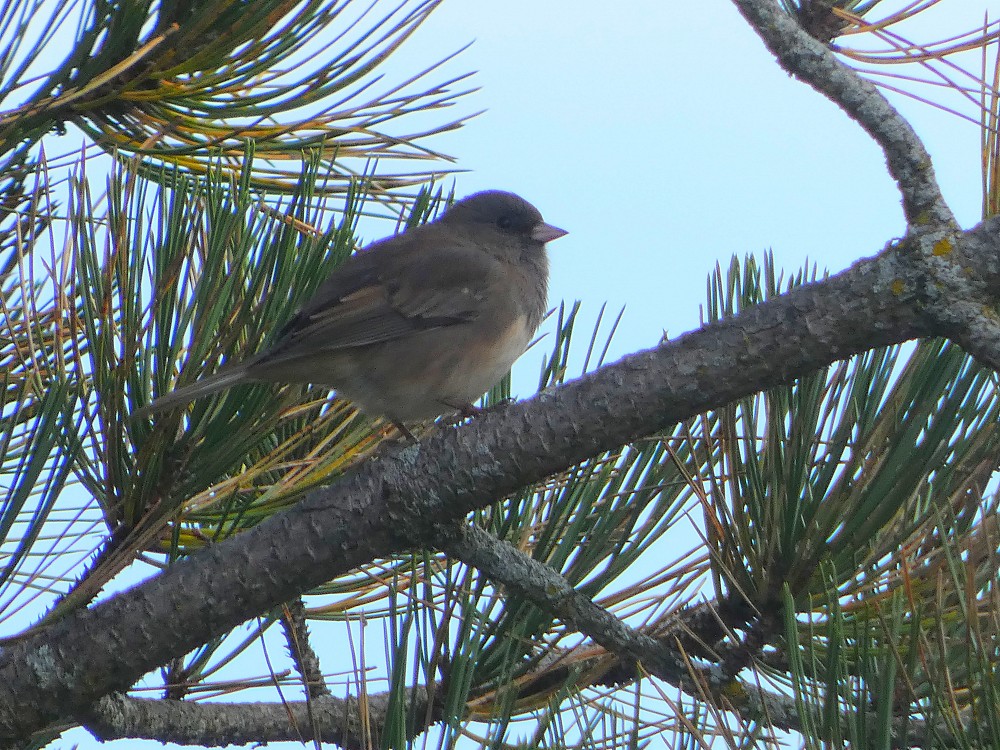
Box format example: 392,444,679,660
441,399,514,427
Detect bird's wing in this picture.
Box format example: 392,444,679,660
264,234,498,360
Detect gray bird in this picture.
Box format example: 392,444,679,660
141,190,567,425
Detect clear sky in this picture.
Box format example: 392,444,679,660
60,1,993,748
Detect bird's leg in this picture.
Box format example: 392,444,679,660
438,404,476,428
440,399,514,427
457,403,482,420
392,421,418,442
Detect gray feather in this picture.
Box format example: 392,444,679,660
136,365,255,417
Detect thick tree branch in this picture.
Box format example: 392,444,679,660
730,0,954,228
6,221,997,741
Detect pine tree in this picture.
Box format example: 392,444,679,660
0,1,999,748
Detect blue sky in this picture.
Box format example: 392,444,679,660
55,1,995,747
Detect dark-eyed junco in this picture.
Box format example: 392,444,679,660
142,190,567,425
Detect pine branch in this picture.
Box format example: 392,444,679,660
4,1,1000,745
84,688,435,747
281,597,331,700
731,0,954,227
6,212,1000,739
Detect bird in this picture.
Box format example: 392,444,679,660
140,190,567,427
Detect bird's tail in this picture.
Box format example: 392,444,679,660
134,366,254,419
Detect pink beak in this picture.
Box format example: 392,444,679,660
531,222,569,244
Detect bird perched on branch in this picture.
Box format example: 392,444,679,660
141,190,567,428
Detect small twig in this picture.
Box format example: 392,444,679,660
731,0,955,228
432,521,718,692
280,598,331,700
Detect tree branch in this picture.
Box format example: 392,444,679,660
4,3,1000,743
79,578,967,749
84,689,433,748
433,522,912,744
730,0,954,228
435,522,706,688
4,223,990,741
280,597,331,700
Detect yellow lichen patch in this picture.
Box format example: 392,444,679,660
933,238,953,256
721,679,748,701
891,279,906,295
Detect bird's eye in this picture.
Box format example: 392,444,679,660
496,215,514,230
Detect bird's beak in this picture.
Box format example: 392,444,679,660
532,222,568,244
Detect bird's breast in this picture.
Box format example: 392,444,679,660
439,313,532,401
